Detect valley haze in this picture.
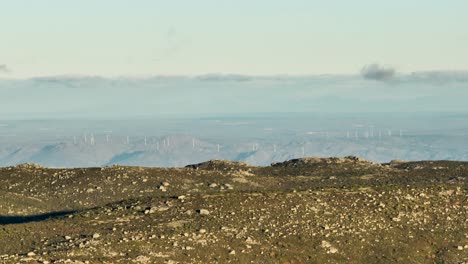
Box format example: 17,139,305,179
1,74,467,167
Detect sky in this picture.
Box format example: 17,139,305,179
1,0,468,78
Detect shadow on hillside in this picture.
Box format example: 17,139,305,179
0,210,75,225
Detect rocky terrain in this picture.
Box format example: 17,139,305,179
0,157,466,263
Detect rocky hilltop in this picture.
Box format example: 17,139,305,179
0,157,466,263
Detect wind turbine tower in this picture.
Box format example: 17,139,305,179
90,134,95,146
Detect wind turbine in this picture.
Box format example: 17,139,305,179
273,144,277,153
126,136,130,145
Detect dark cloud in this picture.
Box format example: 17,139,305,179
361,64,396,81
0,64,11,74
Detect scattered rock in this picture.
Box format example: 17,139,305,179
197,209,210,215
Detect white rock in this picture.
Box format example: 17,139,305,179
321,241,331,248
197,209,210,215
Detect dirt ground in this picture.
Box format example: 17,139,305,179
0,157,466,263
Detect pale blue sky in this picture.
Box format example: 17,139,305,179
1,0,468,77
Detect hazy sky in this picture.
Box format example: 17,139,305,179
1,0,468,77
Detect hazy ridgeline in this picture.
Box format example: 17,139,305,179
1,75,467,167
0,112,467,167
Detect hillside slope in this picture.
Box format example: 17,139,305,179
0,157,466,263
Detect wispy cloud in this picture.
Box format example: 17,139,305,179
405,71,468,84
0,64,11,74
196,74,253,82
361,64,396,81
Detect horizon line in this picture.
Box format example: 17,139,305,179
2,69,468,81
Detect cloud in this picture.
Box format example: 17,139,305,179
196,74,253,82
0,64,11,74
361,64,396,81
405,71,468,84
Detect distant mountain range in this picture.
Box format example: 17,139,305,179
1,133,467,168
